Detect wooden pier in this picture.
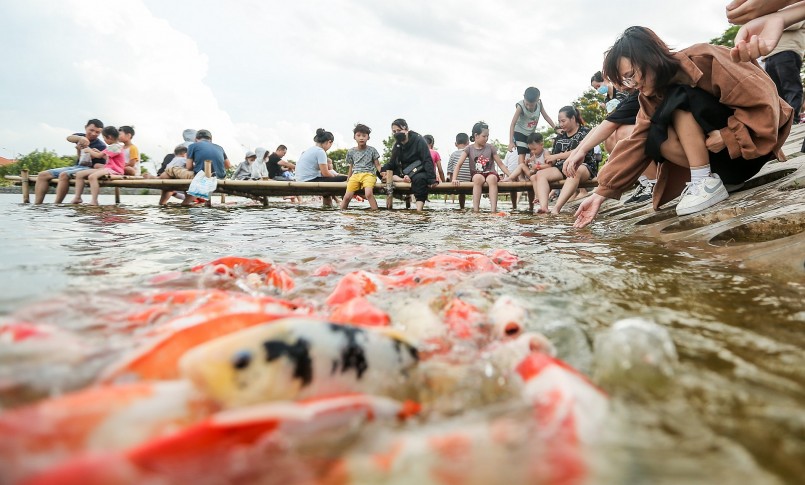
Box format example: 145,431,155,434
5,164,598,208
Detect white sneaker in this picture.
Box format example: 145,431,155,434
676,174,729,216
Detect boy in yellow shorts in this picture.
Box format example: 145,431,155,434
341,124,383,210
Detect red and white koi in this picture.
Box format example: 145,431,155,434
23,394,419,485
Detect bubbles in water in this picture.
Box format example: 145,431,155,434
593,318,679,396
539,319,593,376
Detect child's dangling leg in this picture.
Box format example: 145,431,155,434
70,170,92,204
471,173,484,212
487,174,499,212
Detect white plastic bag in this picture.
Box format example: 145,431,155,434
187,171,218,200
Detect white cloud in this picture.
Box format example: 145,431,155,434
0,0,733,166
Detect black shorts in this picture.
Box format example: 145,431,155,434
513,132,531,155
646,85,772,185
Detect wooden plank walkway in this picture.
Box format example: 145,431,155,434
5,167,598,205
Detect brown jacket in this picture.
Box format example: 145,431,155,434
596,43,794,208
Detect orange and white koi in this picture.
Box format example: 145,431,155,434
191,256,295,292
327,350,605,485
0,380,213,484
25,395,419,485
179,318,420,408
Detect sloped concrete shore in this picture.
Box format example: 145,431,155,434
593,124,805,279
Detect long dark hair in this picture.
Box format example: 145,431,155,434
603,26,681,94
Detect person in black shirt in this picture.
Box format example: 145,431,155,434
267,145,296,180
381,118,437,211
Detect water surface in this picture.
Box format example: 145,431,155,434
0,193,802,484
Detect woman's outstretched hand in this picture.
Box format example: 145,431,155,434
573,192,606,228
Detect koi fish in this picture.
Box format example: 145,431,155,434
191,256,295,292
179,318,420,408
443,298,484,340
0,321,56,343
325,270,386,306
97,308,302,384
329,296,390,327
489,295,527,338
329,350,604,485
23,394,419,485
0,380,213,484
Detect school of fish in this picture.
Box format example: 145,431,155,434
0,250,613,485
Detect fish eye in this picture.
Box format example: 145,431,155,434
232,350,252,370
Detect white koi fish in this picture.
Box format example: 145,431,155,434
179,318,420,408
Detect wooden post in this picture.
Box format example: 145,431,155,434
204,160,212,208
261,196,268,208
114,187,121,204
21,169,30,204
220,194,226,203
385,170,394,209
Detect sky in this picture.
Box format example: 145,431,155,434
0,0,734,169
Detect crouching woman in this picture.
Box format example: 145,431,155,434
574,26,793,228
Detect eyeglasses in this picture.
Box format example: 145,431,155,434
621,71,637,87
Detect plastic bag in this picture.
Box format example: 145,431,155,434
78,148,92,167
187,171,218,200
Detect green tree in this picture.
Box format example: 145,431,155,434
710,25,740,47
575,89,608,127
328,148,349,174
381,135,395,162
140,152,151,175
491,139,509,161
537,126,557,150
0,149,74,185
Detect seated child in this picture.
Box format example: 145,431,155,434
452,121,512,213
231,151,260,180
341,123,382,210
506,133,548,181
119,125,141,176
446,132,472,209
71,126,125,205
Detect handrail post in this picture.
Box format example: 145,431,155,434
21,169,29,204
385,170,394,209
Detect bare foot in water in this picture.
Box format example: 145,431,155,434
70,197,82,204
88,200,99,206
534,207,549,215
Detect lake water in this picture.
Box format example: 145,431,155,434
0,193,803,484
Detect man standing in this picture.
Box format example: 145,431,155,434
161,129,231,206
35,119,106,204
764,21,805,124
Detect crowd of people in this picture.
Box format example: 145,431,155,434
34,10,802,221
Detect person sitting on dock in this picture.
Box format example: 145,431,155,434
70,126,126,205
267,145,295,181
382,118,438,212
231,151,260,180
158,129,196,176
341,123,382,210
160,129,231,206
34,119,107,204
295,128,347,207
447,132,472,209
